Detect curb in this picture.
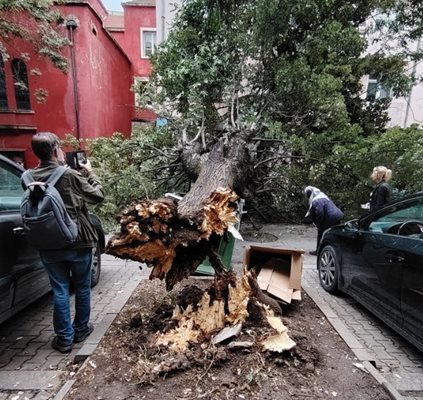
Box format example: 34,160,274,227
302,281,404,400
53,311,119,400
52,275,215,400
362,361,404,400
53,277,143,400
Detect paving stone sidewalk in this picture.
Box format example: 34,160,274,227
1,224,422,399
232,224,423,400
0,254,148,400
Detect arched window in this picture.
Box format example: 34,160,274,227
0,55,8,110
12,59,30,110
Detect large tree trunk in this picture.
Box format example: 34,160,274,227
106,138,294,355
106,138,248,290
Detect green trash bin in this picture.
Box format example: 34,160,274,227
195,199,244,276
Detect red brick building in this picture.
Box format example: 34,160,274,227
0,0,156,167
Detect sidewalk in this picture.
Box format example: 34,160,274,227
0,225,422,400
231,224,423,400
0,254,148,400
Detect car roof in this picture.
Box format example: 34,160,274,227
359,191,423,222
0,154,25,173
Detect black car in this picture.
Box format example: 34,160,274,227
317,192,423,352
0,154,105,325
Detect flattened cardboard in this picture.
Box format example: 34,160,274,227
244,245,304,304
291,289,302,301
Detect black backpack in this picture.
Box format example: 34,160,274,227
21,166,78,250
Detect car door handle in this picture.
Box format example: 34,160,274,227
385,254,405,263
13,227,25,235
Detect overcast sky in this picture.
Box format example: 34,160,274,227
101,0,123,12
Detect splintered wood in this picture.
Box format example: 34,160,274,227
261,313,297,352
200,189,238,237
155,273,295,353
106,184,296,355
106,187,239,286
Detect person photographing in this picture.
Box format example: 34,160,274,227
23,132,104,353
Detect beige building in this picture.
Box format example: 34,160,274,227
361,14,423,128
156,0,181,43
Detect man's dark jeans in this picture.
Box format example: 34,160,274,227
40,248,92,346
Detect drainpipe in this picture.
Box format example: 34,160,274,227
403,38,421,128
66,18,81,140
160,0,166,42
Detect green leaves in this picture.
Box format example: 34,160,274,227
70,129,184,231
133,0,423,221
0,0,69,71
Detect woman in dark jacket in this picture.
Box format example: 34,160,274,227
369,166,392,212
304,186,344,255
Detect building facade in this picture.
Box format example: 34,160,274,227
0,0,156,168
104,0,156,122
361,18,423,128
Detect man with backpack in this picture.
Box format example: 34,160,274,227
22,132,104,353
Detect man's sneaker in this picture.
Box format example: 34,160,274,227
51,336,73,353
309,250,318,256
73,322,94,343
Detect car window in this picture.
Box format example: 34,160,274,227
0,159,23,211
368,199,423,237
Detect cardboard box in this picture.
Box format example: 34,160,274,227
244,245,304,304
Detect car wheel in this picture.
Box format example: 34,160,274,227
318,245,339,294
91,243,101,287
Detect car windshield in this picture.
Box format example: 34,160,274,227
0,159,23,211
368,198,423,235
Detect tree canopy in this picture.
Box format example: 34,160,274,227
146,0,420,134
130,0,423,220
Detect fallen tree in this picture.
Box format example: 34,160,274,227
104,0,423,356
105,137,296,353
106,139,248,289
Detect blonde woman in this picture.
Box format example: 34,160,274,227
369,166,392,212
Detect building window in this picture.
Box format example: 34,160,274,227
366,74,392,101
12,59,31,110
0,55,8,110
140,29,156,58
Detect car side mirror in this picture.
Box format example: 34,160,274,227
345,219,359,232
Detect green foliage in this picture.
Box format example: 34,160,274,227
0,0,69,71
66,128,184,232
65,123,423,228
146,0,419,141
133,0,423,222
266,125,423,221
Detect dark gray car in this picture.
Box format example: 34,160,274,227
0,154,105,324
317,192,423,352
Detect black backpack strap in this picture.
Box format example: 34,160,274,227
46,166,67,187
21,170,35,190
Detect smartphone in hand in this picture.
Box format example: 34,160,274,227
66,151,87,170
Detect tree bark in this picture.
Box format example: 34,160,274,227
106,138,248,290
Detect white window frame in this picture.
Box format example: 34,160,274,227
140,28,157,59
366,74,392,101
134,76,149,108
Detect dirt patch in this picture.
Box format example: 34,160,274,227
65,278,389,400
